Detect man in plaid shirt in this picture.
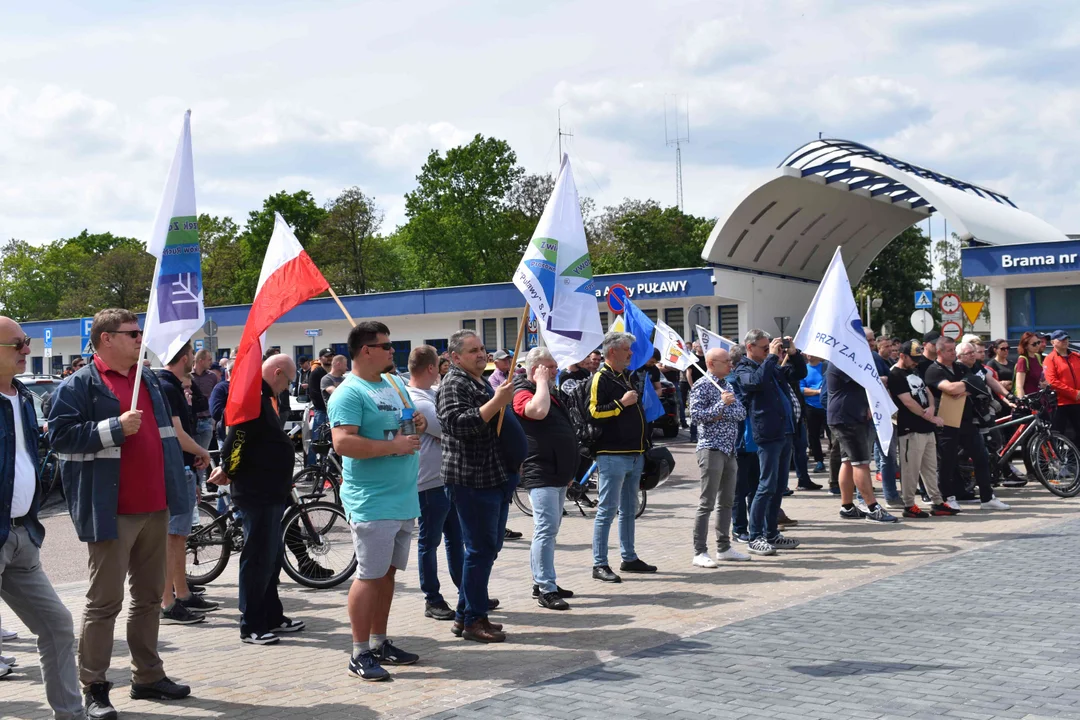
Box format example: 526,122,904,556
436,330,515,644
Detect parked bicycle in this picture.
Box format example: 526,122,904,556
292,423,343,506
185,484,356,589
986,389,1080,497
514,455,647,518
37,443,63,503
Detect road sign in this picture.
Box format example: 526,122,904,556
305,329,322,337
914,290,933,309
202,318,218,337
939,293,961,315
941,321,963,340
775,316,791,337
687,304,709,341
44,347,53,359
193,339,204,352
43,328,53,349
910,310,934,334
80,317,93,358
961,301,984,325
606,283,630,314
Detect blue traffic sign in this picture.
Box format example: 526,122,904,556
43,328,52,348
80,317,94,358
914,290,933,309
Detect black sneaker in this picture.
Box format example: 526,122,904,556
592,565,621,583
188,585,206,597
378,639,419,665
177,593,219,612
620,558,657,573
241,632,280,645
273,618,305,633
488,598,500,611
839,505,866,520
160,602,205,625
504,528,523,540
424,600,456,620
348,650,390,681
538,591,570,611
299,560,335,580
797,480,823,490
129,675,191,700
532,584,574,599
85,681,117,720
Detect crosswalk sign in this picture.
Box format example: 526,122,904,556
914,290,933,309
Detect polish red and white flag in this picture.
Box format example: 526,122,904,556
226,213,329,425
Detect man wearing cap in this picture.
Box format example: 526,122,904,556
488,350,512,390
887,340,955,518
1044,331,1080,441
306,348,334,467
917,331,939,380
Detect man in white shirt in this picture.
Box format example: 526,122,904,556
0,315,83,718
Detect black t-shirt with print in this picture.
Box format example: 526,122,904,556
887,366,935,435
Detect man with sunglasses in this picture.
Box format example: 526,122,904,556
0,317,84,716
48,308,192,719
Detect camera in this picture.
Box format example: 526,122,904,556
782,339,791,350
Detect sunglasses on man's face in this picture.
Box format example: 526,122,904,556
108,329,143,339
364,342,394,351
0,336,31,351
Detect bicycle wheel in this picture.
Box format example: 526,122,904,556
280,501,356,589
39,452,62,502
292,467,341,506
513,485,534,516
1027,432,1080,497
185,503,233,585
635,489,647,518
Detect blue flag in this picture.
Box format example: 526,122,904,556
641,380,664,422
621,297,657,373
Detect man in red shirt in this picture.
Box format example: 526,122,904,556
1044,330,1080,442
48,308,192,720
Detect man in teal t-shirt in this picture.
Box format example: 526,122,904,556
328,321,425,682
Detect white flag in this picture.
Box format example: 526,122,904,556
793,247,897,448
143,111,203,365
653,319,698,371
696,325,735,353
512,154,603,368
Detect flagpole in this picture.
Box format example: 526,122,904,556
130,259,163,406
327,287,357,327
689,361,724,392
497,304,530,434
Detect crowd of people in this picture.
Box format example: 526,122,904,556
2,306,1080,718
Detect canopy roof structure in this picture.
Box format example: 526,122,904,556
701,138,1069,283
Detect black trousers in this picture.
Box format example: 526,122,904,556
805,406,829,463
1053,403,1080,444
936,425,994,502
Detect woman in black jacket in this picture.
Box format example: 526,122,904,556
512,348,578,611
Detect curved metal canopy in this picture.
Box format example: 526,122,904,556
702,138,1069,283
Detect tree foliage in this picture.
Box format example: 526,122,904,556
855,226,933,337
589,199,711,274
935,232,989,323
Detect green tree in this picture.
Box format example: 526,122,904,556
238,191,327,300
311,187,396,294
400,134,524,287
199,214,247,306
0,240,53,321
935,231,989,325
855,226,933,337
589,199,712,274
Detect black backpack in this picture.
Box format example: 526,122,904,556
563,374,603,450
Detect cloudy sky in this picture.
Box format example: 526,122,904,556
2,0,1078,246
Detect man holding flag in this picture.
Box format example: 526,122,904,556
793,248,900,524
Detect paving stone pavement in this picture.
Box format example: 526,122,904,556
431,516,1080,720
2,438,1079,719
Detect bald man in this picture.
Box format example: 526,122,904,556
688,348,749,567
0,316,83,715
211,353,306,645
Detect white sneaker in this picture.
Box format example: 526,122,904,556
0,628,17,642
0,660,10,679
0,655,14,667
945,497,961,511
716,547,751,562
982,497,1011,511
692,553,718,568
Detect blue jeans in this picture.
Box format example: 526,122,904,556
529,486,566,593
194,417,214,484
450,483,506,625
792,420,812,486
591,453,644,567
874,432,900,502
306,409,328,467
749,435,792,541
236,501,288,637
732,451,760,537
416,486,463,605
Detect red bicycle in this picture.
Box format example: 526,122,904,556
989,389,1080,498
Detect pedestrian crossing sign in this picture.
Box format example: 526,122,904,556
914,290,933,309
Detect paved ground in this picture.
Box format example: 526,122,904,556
3,436,1080,719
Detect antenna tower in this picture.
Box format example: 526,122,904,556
558,104,573,161
665,95,690,210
